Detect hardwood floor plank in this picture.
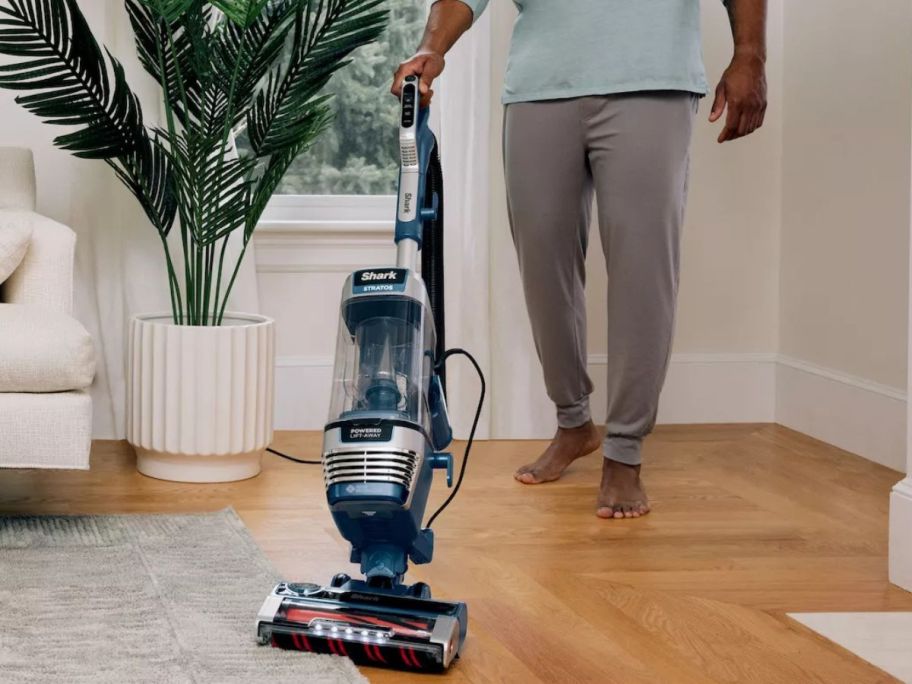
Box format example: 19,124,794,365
0,426,907,682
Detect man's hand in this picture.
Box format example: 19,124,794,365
710,50,768,143
390,0,471,106
391,50,446,107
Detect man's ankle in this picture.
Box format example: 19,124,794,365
558,420,595,434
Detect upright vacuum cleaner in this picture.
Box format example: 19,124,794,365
256,76,484,673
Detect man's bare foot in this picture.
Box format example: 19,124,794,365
514,421,601,485
596,459,650,519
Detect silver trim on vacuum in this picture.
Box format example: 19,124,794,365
323,448,419,489
322,424,428,501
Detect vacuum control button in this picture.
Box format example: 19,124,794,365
402,84,416,127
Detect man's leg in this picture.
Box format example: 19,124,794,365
583,92,696,518
503,100,602,484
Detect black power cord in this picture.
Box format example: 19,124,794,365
266,447,320,465
426,347,486,529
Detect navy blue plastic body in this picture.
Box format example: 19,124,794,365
328,420,440,582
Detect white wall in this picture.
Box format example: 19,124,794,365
888,226,912,589
780,1,910,388
777,0,911,471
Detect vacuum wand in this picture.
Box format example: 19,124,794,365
395,74,447,387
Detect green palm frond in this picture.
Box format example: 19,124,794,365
136,0,195,23
213,0,296,103
168,133,255,245
199,0,298,133
210,0,270,26
110,138,179,236
127,0,210,126
245,104,331,238
247,0,386,156
0,0,145,159
0,0,390,325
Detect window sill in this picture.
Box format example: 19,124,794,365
260,194,395,223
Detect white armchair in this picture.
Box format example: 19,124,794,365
0,148,95,469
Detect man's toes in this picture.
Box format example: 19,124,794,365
612,507,624,519
596,506,614,519
515,470,541,485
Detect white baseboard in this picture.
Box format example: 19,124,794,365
587,352,778,427
274,352,780,432
660,353,777,424
775,356,906,472
273,353,906,472
890,478,912,591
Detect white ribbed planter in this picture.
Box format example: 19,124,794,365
126,313,275,483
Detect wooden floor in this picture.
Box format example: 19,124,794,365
1,424,910,683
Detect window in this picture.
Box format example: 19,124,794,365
243,0,427,198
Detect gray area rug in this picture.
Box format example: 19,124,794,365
0,509,368,684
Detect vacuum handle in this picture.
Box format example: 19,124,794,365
395,75,431,262
397,76,420,225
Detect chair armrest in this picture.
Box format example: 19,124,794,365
0,210,75,314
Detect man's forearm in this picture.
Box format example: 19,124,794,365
725,0,767,61
418,0,473,56
712,0,768,141
391,0,473,102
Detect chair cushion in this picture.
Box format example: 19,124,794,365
0,221,31,285
0,304,95,392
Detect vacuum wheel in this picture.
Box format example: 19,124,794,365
408,581,432,599
330,573,351,588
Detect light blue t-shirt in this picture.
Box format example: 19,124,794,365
456,0,710,104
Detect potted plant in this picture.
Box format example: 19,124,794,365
0,0,387,481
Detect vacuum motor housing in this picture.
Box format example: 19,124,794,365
322,266,452,582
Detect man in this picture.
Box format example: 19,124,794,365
392,1,767,519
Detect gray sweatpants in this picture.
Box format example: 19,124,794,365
503,92,697,466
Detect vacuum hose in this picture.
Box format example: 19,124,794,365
422,141,446,395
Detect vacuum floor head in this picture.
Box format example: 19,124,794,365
256,582,466,673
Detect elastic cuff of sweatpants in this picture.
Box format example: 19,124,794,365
556,398,591,429
603,436,643,466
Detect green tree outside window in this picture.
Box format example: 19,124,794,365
238,0,425,196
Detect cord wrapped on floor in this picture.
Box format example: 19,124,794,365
267,448,320,465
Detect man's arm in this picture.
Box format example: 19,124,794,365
391,0,474,106
710,0,768,143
